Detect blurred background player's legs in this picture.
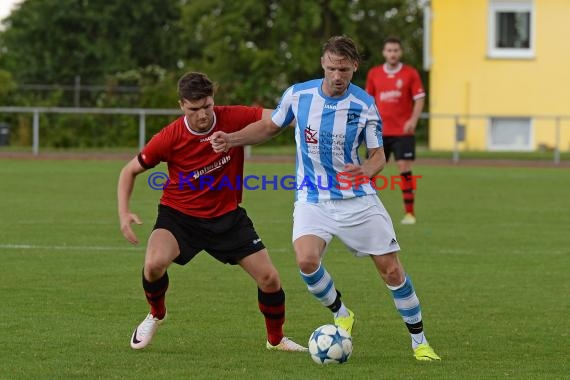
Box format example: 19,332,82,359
396,159,416,224
395,136,417,224
383,136,416,224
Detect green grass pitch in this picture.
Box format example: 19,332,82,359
0,159,568,379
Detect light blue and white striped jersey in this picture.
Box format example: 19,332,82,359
272,79,383,203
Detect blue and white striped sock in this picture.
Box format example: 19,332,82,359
300,264,342,312
387,275,427,349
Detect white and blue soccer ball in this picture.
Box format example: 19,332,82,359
308,324,353,364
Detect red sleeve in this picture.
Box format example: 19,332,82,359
409,67,425,100
138,129,170,169
216,106,263,133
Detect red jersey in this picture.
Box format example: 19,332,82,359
365,63,425,136
138,106,262,218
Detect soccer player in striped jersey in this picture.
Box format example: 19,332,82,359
118,72,306,352
365,37,426,225
211,36,440,361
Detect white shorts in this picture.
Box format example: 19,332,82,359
292,194,400,257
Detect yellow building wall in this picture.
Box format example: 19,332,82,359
429,0,570,151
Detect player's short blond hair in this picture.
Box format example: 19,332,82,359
322,36,361,65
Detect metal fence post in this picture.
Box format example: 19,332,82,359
74,75,81,108
138,111,146,151
453,115,460,163
554,117,560,165
32,110,39,155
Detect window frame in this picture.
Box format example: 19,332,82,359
487,0,535,59
487,117,534,151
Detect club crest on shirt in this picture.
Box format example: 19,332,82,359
396,79,403,89
347,112,359,125
304,125,318,144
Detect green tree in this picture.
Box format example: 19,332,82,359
0,0,426,147
178,0,424,106
0,69,16,100
0,0,185,85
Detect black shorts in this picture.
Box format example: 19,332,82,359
153,205,265,266
383,136,416,161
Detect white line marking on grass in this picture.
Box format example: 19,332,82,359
0,244,139,251
0,244,292,253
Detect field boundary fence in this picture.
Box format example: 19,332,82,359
0,107,568,164
428,113,570,164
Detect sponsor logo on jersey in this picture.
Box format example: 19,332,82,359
192,155,231,179
379,90,402,102
304,125,318,144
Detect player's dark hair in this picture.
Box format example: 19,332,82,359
322,36,361,64
177,72,214,101
383,36,402,48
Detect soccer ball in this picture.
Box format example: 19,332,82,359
308,324,353,364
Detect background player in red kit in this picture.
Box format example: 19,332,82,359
365,37,425,225
117,72,306,352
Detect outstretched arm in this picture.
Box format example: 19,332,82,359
117,157,147,244
211,118,282,153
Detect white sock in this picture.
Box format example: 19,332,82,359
411,331,428,349
333,303,349,318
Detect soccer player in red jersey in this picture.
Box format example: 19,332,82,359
365,37,425,225
117,72,306,352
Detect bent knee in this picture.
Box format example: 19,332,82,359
144,248,172,279
381,264,405,285
257,268,281,292
294,246,322,274
296,257,320,274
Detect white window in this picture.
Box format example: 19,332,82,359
488,118,533,151
488,0,535,59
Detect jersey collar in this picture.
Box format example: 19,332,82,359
383,62,403,75
318,79,352,102
184,113,217,136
